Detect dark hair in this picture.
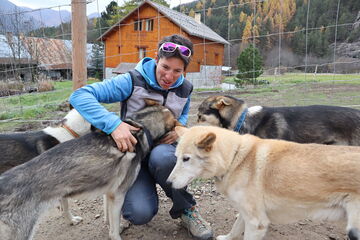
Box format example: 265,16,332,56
157,34,194,70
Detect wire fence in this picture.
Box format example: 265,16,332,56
0,0,359,127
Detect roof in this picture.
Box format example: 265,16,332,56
22,37,72,70
0,34,94,70
112,62,137,74
0,34,32,59
99,0,229,45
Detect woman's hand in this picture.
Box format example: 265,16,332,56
111,122,140,152
159,130,178,145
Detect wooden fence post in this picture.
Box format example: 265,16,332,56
71,0,87,90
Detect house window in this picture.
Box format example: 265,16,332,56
134,20,143,31
134,19,154,31
138,47,146,59
145,19,153,31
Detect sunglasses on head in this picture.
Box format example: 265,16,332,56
159,42,192,58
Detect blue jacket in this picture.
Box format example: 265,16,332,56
69,58,192,134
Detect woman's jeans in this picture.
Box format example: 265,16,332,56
121,143,196,225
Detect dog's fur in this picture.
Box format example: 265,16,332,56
0,104,178,240
197,95,360,145
0,108,91,225
168,125,360,240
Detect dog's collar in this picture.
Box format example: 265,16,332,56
61,124,80,138
234,108,248,132
142,127,154,149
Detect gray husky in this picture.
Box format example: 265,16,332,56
0,103,178,240
0,108,91,225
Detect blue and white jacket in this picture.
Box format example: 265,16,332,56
69,57,193,134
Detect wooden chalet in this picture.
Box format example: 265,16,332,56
99,0,229,75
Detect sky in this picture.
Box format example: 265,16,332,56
7,0,193,15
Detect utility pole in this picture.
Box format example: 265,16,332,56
71,0,87,90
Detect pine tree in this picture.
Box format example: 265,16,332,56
235,44,264,87
90,42,104,80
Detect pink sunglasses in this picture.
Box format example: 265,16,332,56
159,42,192,58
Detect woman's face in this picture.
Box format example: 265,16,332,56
156,57,185,89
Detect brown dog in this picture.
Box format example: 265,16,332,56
168,125,360,240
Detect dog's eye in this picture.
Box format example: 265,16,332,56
183,156,190,162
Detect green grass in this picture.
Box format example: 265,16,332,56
0,79,99,121
193,87,222,92
224,73,360,85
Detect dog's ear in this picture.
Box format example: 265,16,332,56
196,132,216,152
144,98,160,106
212,96,231,110
175,126,189,136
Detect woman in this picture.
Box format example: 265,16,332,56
69,34,213,240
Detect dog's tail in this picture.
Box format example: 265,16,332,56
348,228,360,240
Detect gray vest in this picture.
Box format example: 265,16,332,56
121,70,193,121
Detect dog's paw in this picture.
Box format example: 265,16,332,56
69,215,83,225
119,218,131,233
216,235,232,240
109,233,122,240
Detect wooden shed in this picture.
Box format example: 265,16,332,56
99,0,229,75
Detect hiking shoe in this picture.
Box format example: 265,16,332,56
181,206,213,240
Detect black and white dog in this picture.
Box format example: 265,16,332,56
197,95,360,145
0,102,179,240
0,108,91,225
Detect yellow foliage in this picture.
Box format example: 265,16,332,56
207,7,212,17
242,18,252,43
189,9,195,17
239,12,247,22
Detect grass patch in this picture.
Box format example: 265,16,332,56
194,87,222,92
0,79,100,122
224,73,360,85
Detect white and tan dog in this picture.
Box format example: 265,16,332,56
168,125,360,240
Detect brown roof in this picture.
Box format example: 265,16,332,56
22,37,72,70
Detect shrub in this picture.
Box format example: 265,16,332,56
37,80,55,92
0,81,25,97
235,44,264,88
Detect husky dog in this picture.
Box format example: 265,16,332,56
168,125,360,240
0,103,178,240
0,108,91,225
197,95,360,145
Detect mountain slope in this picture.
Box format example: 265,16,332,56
0,0,71,29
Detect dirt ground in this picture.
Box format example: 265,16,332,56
23,83,360,240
